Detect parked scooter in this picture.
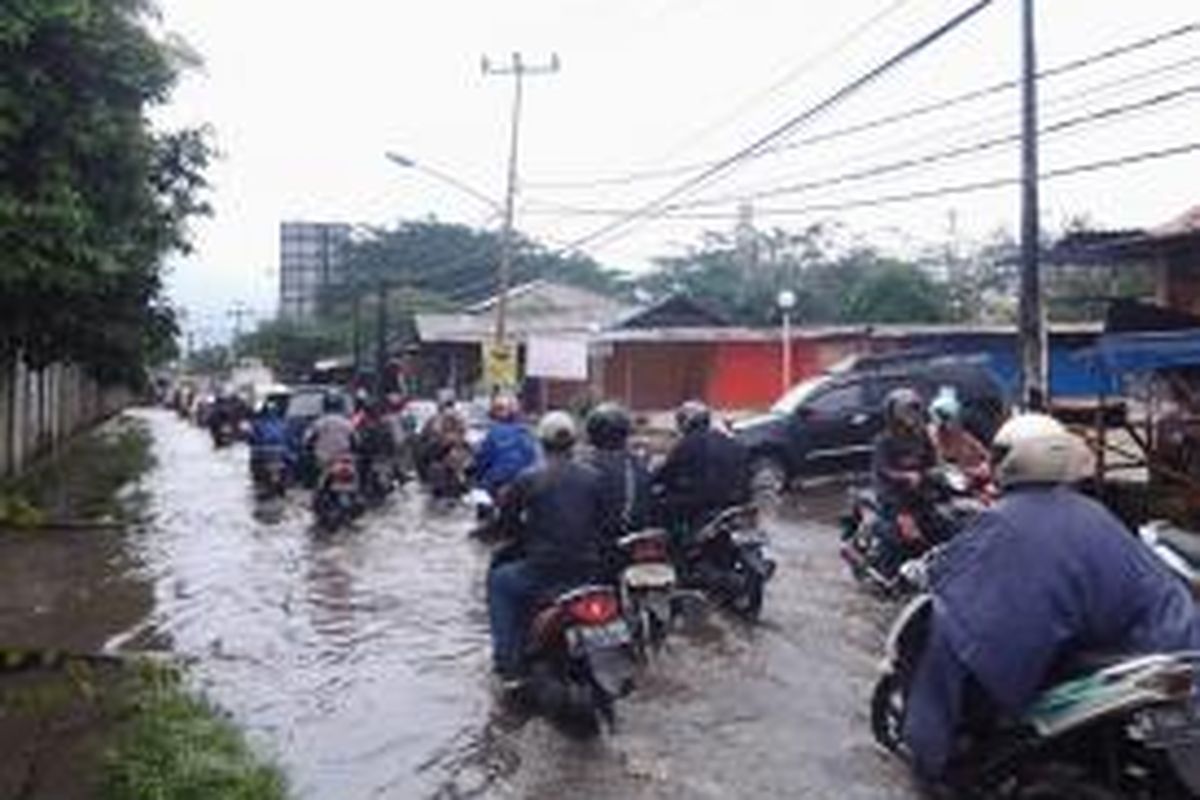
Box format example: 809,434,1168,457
872,591,1200,798
616,528,677,658
313,456,363,532
677,505,775,621
840,465,988,596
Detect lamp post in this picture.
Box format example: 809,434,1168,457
777,290,796,393
384,152,501,214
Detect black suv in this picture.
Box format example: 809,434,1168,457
733,351,1008,497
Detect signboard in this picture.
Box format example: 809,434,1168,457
526,337,589,381
483,342,518,389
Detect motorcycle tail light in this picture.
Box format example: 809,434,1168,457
332,460,356,481
567,591,620,625
631,538,668,563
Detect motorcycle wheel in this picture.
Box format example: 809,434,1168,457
731,571,764,621
870,673,906,755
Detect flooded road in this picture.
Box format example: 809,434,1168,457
116,409,917,799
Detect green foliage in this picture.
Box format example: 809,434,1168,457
638,225,954,326
186,344,232,377
235,318,350,381
0,0,211,382
102,673,288,800
322,219,626,322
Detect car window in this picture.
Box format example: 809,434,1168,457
287,392,325,418
806,383,864,415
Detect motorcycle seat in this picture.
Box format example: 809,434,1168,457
1047,650,1134,683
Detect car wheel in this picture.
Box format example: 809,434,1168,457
750,455,787,510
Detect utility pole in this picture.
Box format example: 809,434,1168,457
483,52,560,345
374,279,389,395
227,302,253,364
1018,0,1046,410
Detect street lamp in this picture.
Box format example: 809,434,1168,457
777,290,796,393
384,151,502,214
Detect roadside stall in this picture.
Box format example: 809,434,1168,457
1077,329,1200,526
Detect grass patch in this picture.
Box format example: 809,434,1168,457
101,668,288,800
0,415,153,527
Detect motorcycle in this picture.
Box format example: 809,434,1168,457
1140,520,1200,597
313,456,363,531
872,592,1200,798
679,505,775,621
359,455,396,507
616,528,677,658
211,419,237,448
250,445,289,500
840,465,988,596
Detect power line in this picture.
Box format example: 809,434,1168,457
563,0,997,254
676,81,1200,208
527,20,1200,191
541,141,1200,222
641,0,915,166
528,82,1200,219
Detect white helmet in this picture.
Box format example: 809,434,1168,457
990,413,1094,488
537,410,577,453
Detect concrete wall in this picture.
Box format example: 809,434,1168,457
0,359,132,478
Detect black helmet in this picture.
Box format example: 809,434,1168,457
883,388,924,431
675,400,711,435
586,402,632,450
323,392,347,415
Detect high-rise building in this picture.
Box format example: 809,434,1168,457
278,221,352,320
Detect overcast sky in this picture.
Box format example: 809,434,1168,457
153,0,1200,343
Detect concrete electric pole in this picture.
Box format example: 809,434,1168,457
1018,0,1046,410
482,52,560,346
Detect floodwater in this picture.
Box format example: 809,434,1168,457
111,409,916,799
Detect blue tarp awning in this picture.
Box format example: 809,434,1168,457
1078,329,1200,375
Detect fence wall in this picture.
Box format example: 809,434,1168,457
0,359,133,479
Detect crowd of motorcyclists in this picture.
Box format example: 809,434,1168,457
169,375,1200,794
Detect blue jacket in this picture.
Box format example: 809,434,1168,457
475,421,538,494
904,485,1200,779
250,415,288,450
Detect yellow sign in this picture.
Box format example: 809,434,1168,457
483,342,518,389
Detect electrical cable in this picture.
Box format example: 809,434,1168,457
562,0,997,254
526,20,1200,191
541,141,1200,222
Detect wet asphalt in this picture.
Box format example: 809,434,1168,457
109,409,919,799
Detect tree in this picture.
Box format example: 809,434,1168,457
0,0,212,383
319,220,627,327
636,224,953,326
235,319,350,382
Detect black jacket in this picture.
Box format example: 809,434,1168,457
655,429,750,521
499,458,606,578
584,449,652,541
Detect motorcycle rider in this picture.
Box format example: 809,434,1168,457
583,402,652,547
306,392,356,476
927,388,990,485
248,398,291,485
903,413,1200,784
487,411,606,684
654,400,750,532
870,388,940,574
354,398,397,499
473,394,538,501
418,390,470,491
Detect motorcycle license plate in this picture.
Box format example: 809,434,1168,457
572,620,631,651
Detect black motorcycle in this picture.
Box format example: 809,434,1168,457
359,456,395,507
873,592,1200,799
313,456,363,532
677,505,775,621
840,465,987,596
519,582,637,735
250,445,289,500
